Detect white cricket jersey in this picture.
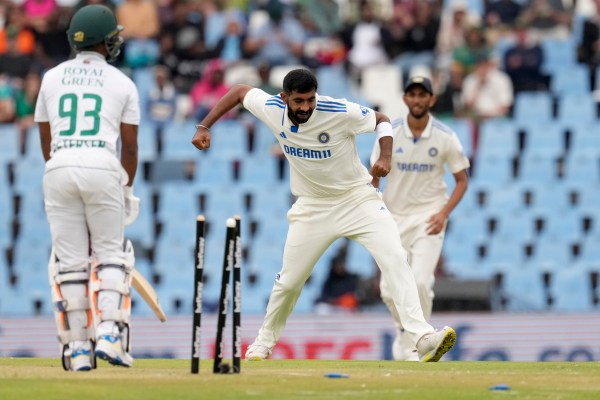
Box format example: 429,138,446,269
34,51,140,158
370,114,470,216
243,88,377,197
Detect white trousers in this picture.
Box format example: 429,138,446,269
254,184,434,349
380,211,445,329
44,164,127,272
44,151,129,342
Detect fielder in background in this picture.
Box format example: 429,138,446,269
34,5,140,371
371,76,470,361
191,69,456,362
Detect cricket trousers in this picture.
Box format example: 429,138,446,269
253,184,434,350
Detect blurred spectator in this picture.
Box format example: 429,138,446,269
32,11,72,70
147,65,177,130
503,24,548,93
577,1,600,90
14,71,41,154
200,0,227,52
243,1,306,66
392,1,440,75
116,0,160,68
430,67,463,118
0,6,36,55
189,59,234,121
485,0,522,28
484,0,523,45
436,0,481,70
212,16,248,64
73,0,116,13
461,52,514,121
0,28,35,80
518,0,572,41
159,1,214,93
315,252,360,313
296,0,341,36
340,0,391,80
452,25,489,82
23,0,57,33
0,73,15,122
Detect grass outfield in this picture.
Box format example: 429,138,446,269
1,358,599,400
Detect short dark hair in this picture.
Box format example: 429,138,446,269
283,69,318,94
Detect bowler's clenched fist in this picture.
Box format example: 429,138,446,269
192,129,211,150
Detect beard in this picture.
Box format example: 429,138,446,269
409,106,428,119
289,108,313,124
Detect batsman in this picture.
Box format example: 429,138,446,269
34,5,141,371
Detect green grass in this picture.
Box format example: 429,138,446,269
1,358,599,399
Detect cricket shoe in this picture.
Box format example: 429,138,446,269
70,348,92,371
416,326,456,362
245,343,271,361
96,335,133,367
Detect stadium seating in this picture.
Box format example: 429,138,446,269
550,267,594,311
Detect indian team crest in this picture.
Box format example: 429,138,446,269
318,132,330,143
428,147,438,157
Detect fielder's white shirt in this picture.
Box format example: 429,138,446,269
34,52,140,160
371,114,470,216
243,88,376,197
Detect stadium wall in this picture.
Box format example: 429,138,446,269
1,312,599,362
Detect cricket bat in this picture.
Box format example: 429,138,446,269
131,269,167,322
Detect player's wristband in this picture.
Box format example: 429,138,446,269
195,124,210,131
375,122,393,140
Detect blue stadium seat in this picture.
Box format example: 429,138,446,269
526,237,573,271
477,118,519,159
501,268,548,311
484,237,527,270
153,231,195,278
512,92,553,124
517,153,560,185
137,123,158,161
557,93,597,123
550,268,594,311
472,154,514,185
251,121,278,157
569,124,600,155
355,133,376,166
521,122,565,158
526,183,571,214
245,184,292,218
579,235,600,264
193,157,236,186
539,212,584,243
446,211,489,242
541,38,578,77
161,120,198,160
440,118,474,158
316,65,354,101
238,155,280,186
563,149,600,185
482,184,527,214
550,65,590,95
0,123,19,163
13,157,46,195
156,182,200,223
492,212,535,243
442,236,483,278
209,119,250,161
